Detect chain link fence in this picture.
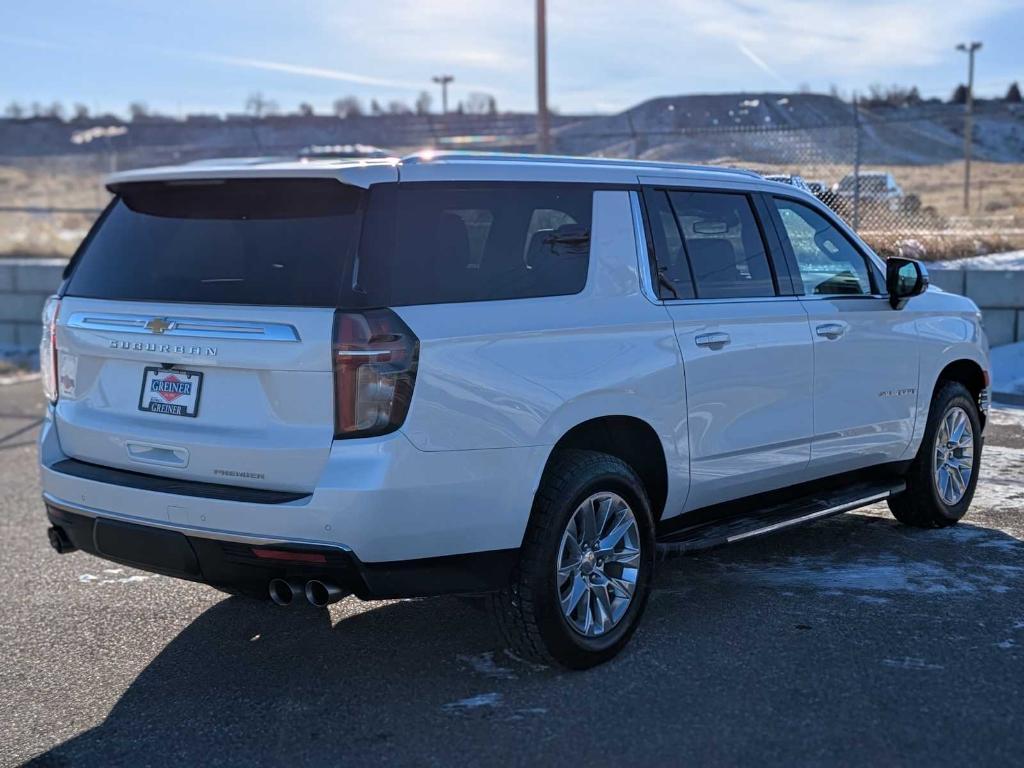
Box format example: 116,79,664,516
1,102,1022,261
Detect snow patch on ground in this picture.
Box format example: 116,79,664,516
882,657,944,670
443,692,503,713
988,405,1024,428
930,250,1024,270
992,343,1024,397
457,652,517,680
79,571,159,585
971,446,1024,513
720,555,1019,595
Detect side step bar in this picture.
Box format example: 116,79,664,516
656,480,905,558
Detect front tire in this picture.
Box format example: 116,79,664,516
888,381,982,528
491,450,655,669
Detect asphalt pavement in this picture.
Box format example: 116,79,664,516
1,377,1022,767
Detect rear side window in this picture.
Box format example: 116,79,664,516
355,183,592,306
666,190,775,299
66,179,364,307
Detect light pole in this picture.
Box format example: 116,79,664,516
535,0,551,154
956,41,982,213
432,74,454,115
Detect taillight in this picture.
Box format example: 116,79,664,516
332,309,418,438
40,296,60,404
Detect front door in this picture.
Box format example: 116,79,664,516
769,195,920,474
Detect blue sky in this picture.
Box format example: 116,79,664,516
2,0,1022,116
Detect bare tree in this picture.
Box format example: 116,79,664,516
950,83,969,105
4,101,25,118
863,84,923,108
245,92,278,118
370,99,383,116
42,101,64,119
466,91,497,114
332,96,362,118
297,102,315,117
387,100,412,115
414,90,432,115
71,103,90,121
29,101,43,118
128,101,149,120
486,95,498,115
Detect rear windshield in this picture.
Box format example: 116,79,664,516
66,179,364,307
66,179,594,307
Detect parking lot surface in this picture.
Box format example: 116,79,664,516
2,378,1022,767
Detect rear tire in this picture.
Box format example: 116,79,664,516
490,450,655,670
888,381,982,528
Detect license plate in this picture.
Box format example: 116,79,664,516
138,367,203,418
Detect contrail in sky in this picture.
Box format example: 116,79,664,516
736,42,788,87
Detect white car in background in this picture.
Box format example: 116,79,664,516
833,170,907,212
39,153,990,668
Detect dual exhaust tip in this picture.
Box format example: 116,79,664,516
268,578,347,608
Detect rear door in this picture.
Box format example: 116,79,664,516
642,185,814,511
54,177,374,493
767,195,920,473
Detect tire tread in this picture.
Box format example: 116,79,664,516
490,449,650,667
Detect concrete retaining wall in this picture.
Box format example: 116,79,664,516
928,269,1024,347
0,259,65,353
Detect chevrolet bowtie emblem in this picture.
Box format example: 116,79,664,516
145,318,174,334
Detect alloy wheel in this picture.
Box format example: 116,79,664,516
932,405,974,506
556,492,641,637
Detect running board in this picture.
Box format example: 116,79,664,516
656,480,905,557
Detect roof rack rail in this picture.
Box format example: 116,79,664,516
399,150,761,178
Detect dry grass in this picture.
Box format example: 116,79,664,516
0,159,109,258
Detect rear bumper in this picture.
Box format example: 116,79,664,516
39,414,549,564
45,496,518,599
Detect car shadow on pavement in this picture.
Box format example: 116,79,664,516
25,512,1024,767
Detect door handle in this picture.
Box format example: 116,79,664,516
695,332,731,349
815,323,846,340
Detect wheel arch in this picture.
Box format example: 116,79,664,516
933,357,988,427
539,416,669,521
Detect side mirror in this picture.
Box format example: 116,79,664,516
886,257,929,310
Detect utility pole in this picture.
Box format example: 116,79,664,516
535,0,551,154
432,74,454,115
956,41,982,214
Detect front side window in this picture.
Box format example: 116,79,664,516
666,190,775,299
773,197,872,296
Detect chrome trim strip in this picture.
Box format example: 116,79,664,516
662,295,803,306
65,312,301,342
726,491,892,543
629,190,659,304
43,492,352,551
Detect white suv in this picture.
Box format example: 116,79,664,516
39,152,990,668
